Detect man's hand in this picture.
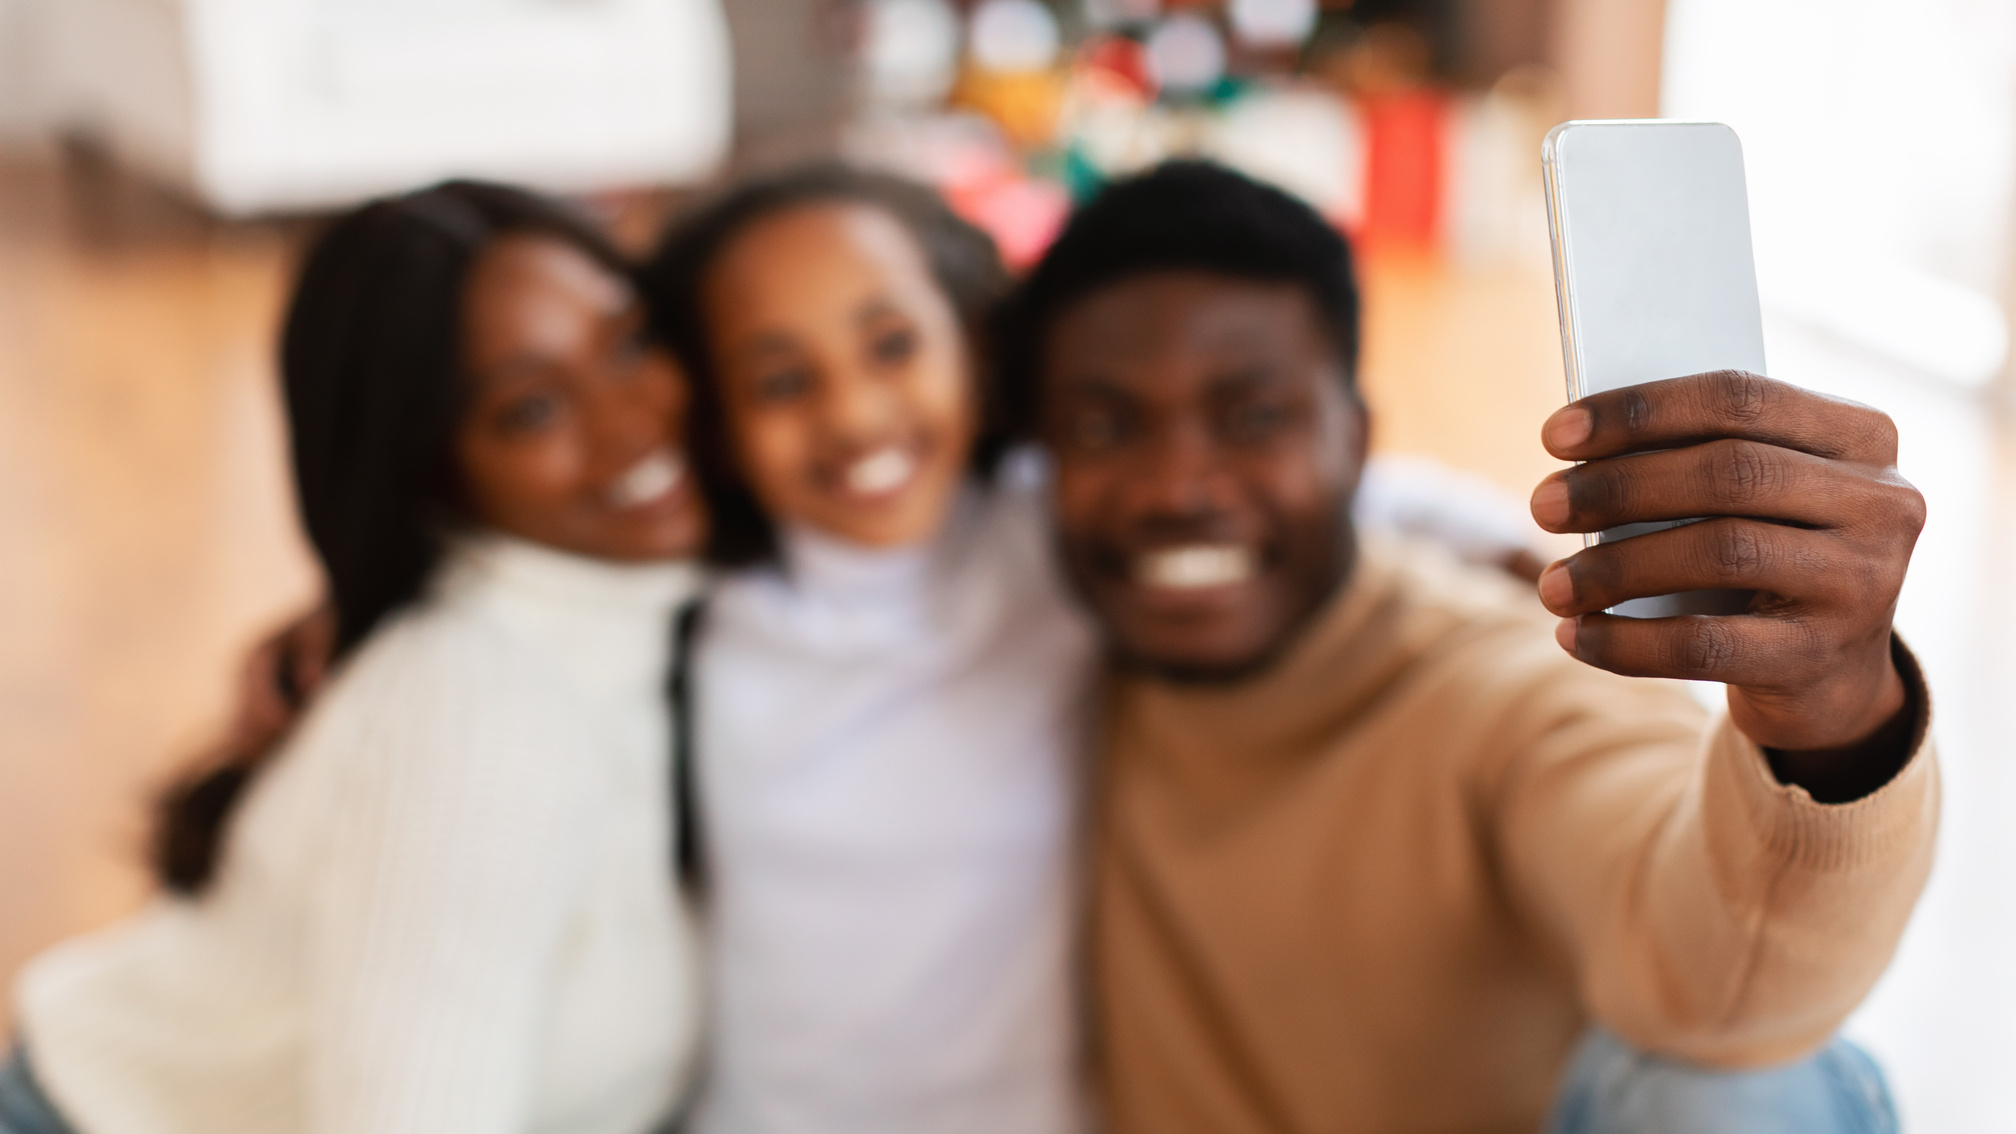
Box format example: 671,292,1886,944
1528,371,1924,762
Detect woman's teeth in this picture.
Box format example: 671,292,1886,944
1135,545,1256,590
608,449,684,508
844,448,917,496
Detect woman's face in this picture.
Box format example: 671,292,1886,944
701,201,976,549
455,233,706,561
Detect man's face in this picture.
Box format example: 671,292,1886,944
1041,271,1368,680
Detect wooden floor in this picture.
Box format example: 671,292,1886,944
0,158,319,1027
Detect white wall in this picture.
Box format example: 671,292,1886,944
0,0,45,146
1665,3,2016,1130
1664,0,2013,390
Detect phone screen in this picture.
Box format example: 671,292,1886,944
1543,120,1765,618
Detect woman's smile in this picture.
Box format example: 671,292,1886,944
606,447,687,510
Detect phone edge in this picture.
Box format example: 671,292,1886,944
1540,125,1584,406
1540,124,1598,553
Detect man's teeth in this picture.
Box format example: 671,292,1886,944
608,449,684,508
845,448,916,495
1135,545,1257,590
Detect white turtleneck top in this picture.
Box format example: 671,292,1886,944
16,535,706,1134
688,476,1098,1134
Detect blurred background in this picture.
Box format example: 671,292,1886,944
1,0,2012,1127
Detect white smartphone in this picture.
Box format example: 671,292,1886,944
1542,119,1764,618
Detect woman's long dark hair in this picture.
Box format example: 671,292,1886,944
154,180,629,894
643,164,1011,568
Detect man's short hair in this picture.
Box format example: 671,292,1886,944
994,160,1362,436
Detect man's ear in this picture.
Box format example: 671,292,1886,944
1348,391,1371,474
1335,383,1372,489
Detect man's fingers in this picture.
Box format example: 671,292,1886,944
1536,518,1846,617
1531,439,1855,534
1558,611,1828,689
1541,371,1898,465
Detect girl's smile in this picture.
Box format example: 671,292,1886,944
838,444,920,499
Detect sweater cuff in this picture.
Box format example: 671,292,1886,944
1710,636,1938,874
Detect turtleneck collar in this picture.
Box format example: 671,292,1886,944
772,487,990,602
425,532,705,700
728,487,1019,657
776,522,940,601
443,532,701,605
438,531,703,617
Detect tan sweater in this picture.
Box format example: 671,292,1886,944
1090,538,1937,1134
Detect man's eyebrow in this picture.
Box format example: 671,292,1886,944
1203,324,1282,349
1205,363,1290,392
1052,372,1136,398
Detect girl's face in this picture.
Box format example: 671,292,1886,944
701,202,976,549
455,234,707,561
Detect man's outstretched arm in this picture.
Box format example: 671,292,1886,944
1493,371,1937,1066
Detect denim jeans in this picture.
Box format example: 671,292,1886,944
1549,1028,1899,1134
0,1049,74,1134
0,1030,1899,1134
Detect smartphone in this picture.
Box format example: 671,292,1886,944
1542,119,1764,618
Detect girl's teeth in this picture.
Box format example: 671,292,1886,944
609,450,684,508
845,448,916,495
1135,545,1256,590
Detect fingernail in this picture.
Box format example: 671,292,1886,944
1537,562,1573,611
1544,407,1593,453
1530,479,1570,529
1554,617,1577,654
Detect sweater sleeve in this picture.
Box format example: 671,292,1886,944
304,621,600,1134
1488,636,1938,1067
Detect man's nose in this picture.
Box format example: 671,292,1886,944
1130,422,1233,517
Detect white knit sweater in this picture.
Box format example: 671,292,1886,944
16,535,705,1134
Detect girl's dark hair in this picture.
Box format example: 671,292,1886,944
154,180,629,895
643,163,1010,568
994,160,1362,438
